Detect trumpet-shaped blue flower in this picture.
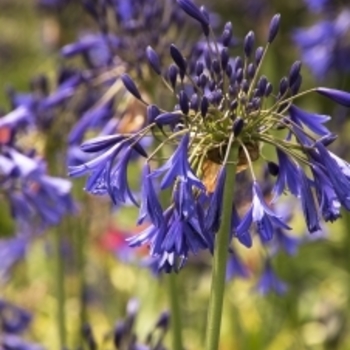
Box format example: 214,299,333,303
256,261,287,295
150,134,205,190
237,182,290,243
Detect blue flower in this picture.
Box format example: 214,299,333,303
137,163,164,227
311,165,341,222
272,149,300,200
237,182,290,243
150,134,205,190
298,167,321,233
256,261,287,295
226,250,250,281
289,105,330,136
205,167,226,233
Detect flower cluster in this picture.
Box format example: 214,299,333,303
70,0,350,274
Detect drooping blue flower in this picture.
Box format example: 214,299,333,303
205,167,226,233
150,134,205,190
298,167,321,233
0,237,28,282
272,149,300,200
310,142,350,210
289,104,330,136
311,165,341,222
256,261,287,295
237,182,290,243
226,250,250,281
137,163,164,227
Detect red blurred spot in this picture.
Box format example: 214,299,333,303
0,127,11,144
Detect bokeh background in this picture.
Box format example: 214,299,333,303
1,0,350,349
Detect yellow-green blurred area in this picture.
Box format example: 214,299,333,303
2,0,350,349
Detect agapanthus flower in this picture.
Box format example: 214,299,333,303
293,8,350,78
71,1,350,272
256,261,287,295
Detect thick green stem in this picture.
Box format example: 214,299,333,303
55,228,67,348
166,273,184,350
205,145,239,350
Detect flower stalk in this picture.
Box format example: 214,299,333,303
205,143,239,350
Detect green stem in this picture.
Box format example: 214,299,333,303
166,273,184,350
55,228,67,348
205,144,239,350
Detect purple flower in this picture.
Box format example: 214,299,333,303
289,105,330,136
316,87,350,107
256,261,287,295
237,182,290,243
137,163,164,227
226,250,250,281
272,149,300,200
0,300,32,334
205,167,226,233
150,134,204,190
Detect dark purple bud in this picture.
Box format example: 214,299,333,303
179,91,189,115
155,311,170,330
235,57,243,71
80,134,125,153
244,31,255,57
222,29,232,47
288,61,302,87
268,14,281,44
267,161,279,176
316,87,350,107
247,63,255,79
114,322,126,348
236,68,243,83
229,84,238,97
279,77,288,96
193,76,199,86
195,61,204,76
241,79,249,93
290,74,302,95
255,46,264,65
199,73,208,88
170,44,187,78
318,133,337,146
146,46,161,75
212,59,221,75
220,48,229,70
252,97,261,109
257,76,267,95
233,117,244,136
226,63,233,78
201,96,209,117
265,83,273,97
208,80,216,91
168,64,178,89
155,112,183,125
190,93,199,111
147,104,161,124
177,0,210,28
200,6,210,36
121,74,142,100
